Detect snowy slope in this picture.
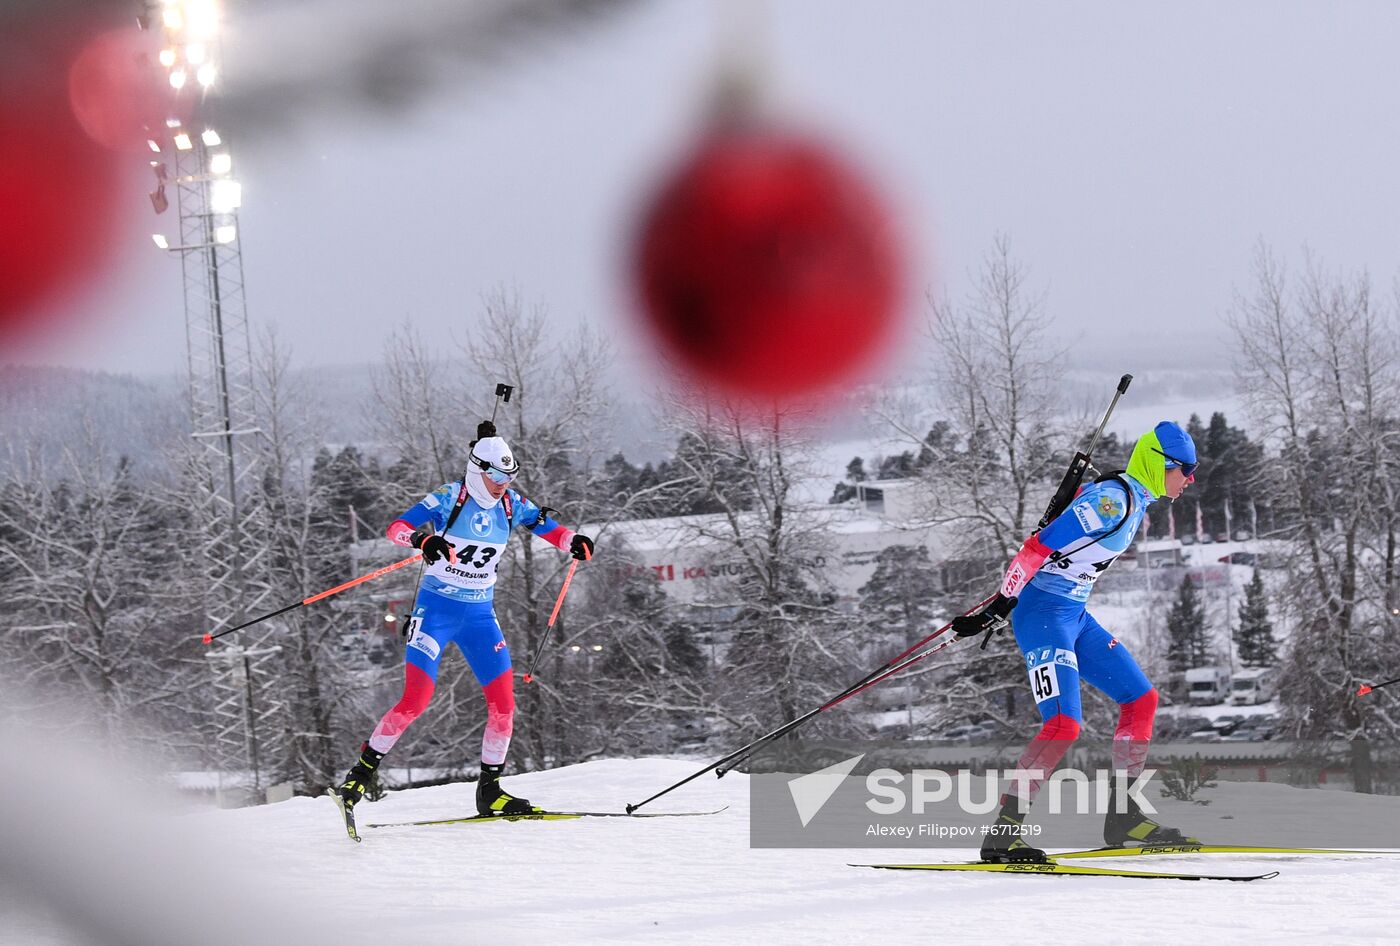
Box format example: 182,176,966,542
185,761,1400,943
8,752,1399,945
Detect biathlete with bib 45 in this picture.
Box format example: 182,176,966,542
334,419,594,824
952,421,1199,863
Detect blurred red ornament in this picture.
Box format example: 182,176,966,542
0,20,139,348
68,27,175,154
633,123,902,402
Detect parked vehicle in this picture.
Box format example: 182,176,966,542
1229,667,1279,706
1185,666,1232,705
939,722,997,743
1221,714,1279,742
1160,714,1211,740
1162,671,1190,705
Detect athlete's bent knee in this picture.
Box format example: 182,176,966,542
1036,713,1081,743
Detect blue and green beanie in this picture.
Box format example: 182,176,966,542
1126,421,1197,498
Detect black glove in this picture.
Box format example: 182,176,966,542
570,533,595,561
411,529,455,565
951,594,1017,639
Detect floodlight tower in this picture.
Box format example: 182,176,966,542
144,0,283,800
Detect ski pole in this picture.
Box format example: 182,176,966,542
1358,676,1400,696
716,629,965,777
625,593,995,813
521,546,590,684
200,553,422,644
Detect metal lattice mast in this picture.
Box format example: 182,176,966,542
144,1,286,800
172,136,283,794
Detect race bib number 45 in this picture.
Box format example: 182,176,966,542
1029,663,1060,702
1026,647,1076,703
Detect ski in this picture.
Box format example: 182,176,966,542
366,806,728,829
853,862,1279,882
1053,843,1399,860
325,788,361,843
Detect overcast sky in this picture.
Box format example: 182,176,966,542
14,0,1400,388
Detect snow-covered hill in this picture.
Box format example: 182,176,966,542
17,756,1400,945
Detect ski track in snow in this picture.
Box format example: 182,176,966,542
188,758,1400,945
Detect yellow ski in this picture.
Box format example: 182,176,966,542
1054,844,1399,860
853,862,1278,882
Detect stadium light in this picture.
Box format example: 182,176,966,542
147,139,161,153
169,69,187,90
591,644,603,652
166,118,182,128
185,43,207,65
152,234,170,249
159,48,176,68
210,152,232,175
196,63,217,88
210,179,241,212
201,128,221,147
186,0,221,41
215,225,237,244
173,132,192,151
162,7,182,30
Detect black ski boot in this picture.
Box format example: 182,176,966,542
337,745,385,811
980,796,1049,864
1103,783,1199,846
476,762,541,817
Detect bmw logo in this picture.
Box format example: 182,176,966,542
471,510,492,536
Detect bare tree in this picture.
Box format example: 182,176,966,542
373,324,471,488
1231,244,1400,781
872,236,1081,736
0,424,185,751
884,235,1075,553
650,395,864,758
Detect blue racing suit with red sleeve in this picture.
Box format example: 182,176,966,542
365,481,578,766
384,481,575,684
1003,473,1157,725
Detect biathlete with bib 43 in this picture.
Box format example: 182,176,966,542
334,419,594,825
952,421,1199,863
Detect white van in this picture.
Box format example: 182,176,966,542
1185,666,1231,705
1229,667,1279,706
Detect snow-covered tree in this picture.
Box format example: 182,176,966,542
1166,578,1211,671
1234,570,1278,668
1231,244,1400,779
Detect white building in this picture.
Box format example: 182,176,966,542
588,480,961,606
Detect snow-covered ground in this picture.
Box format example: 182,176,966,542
9,756,1398,945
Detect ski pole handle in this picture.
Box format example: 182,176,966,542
201,553,421,644
1358,676,1400,696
